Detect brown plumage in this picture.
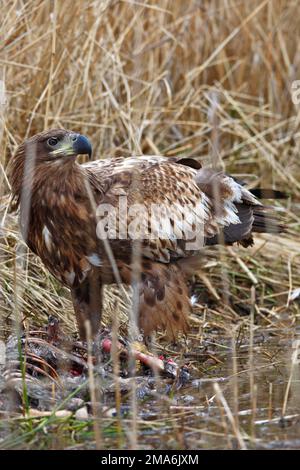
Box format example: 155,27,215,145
8,129,285,340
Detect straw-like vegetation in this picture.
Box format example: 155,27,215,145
0,0,300,450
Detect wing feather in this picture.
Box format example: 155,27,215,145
84,156,263,261
85,157,215,261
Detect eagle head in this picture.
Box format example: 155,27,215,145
8,128,92,205
31,128,92,161
13,128,92,165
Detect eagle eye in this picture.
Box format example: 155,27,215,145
47,137,59,147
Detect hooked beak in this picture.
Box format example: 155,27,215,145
49,132,92,160
71,134,92,159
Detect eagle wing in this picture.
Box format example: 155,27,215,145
84,156,261,263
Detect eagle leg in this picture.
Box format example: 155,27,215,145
118,260,191,339
70,270,103,341
138,264,191,339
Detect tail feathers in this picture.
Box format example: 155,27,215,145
250,188,288,200
252,207,286,234
249,186,287,235
205,204,286,248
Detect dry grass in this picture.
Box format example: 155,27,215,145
0,0,300,450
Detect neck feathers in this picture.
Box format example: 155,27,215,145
8,145,84,208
